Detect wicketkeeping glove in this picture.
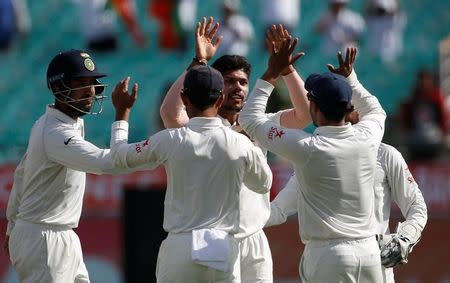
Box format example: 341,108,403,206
379,222,422,268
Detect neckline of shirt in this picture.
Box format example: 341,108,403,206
47,105,82,126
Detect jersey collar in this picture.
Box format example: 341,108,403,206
46,105,82,126
313,122,354,138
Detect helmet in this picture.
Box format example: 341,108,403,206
47,50,108,115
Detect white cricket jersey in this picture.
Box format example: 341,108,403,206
6,106,125,235
219,114,281,238
110,117,273,234
267,143,428,236
374,143,427,234
239,71,386,242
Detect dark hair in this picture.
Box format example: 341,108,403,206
320,103,354,122
182,89,222,111
212,55,251,77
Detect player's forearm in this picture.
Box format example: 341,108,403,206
265,176,299,227
347,70,386,122
110,120,131,169
403,188,428,231
265,204,289,227
239,79,275,137
159,71,189,128
280,70,311,129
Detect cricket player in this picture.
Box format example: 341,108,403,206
267,138,427,283
239,42,386,282
263,33,428,281
159,19,310,283
266,42,428,282
109,64,273,283
4,50,136,282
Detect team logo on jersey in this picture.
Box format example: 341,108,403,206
84,58,95,71
268,126,285,140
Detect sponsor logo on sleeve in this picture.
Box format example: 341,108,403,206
268,127,285,140
135,139,150,153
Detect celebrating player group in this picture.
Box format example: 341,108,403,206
4,15,426,283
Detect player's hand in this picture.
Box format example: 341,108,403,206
327,47,357,78
195,17,222,62
380,234,411,268
266,24,298,76
379,221,421,268
263,34,304,85
2,235,9,257
112,77,138,121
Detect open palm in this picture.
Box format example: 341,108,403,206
195,17,222,61
327,47,357,78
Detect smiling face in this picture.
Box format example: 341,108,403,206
219,69,249,112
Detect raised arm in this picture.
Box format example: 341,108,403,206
45,78,139,175
111,77,171,170
239,36,311,161
265,25,311,129
327,48,386,141
159,71,189,128
160,17,222,128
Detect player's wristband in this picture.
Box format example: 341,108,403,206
192,57,208,65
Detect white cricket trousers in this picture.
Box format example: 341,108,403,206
9,220,90,283
299,236,382,283
156,233,239,283
382,266,395,283
232,230,273,283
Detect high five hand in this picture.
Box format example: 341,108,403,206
326,47,357,78
263,27,304,84
112,77,138,121
195,17,223,62
266,24,299,76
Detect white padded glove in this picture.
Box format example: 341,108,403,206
379,222,421,268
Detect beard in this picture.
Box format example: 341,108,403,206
69,101,92,116
220,103,243,112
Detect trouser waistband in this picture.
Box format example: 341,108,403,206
306,235,376,248
15,219,73,231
